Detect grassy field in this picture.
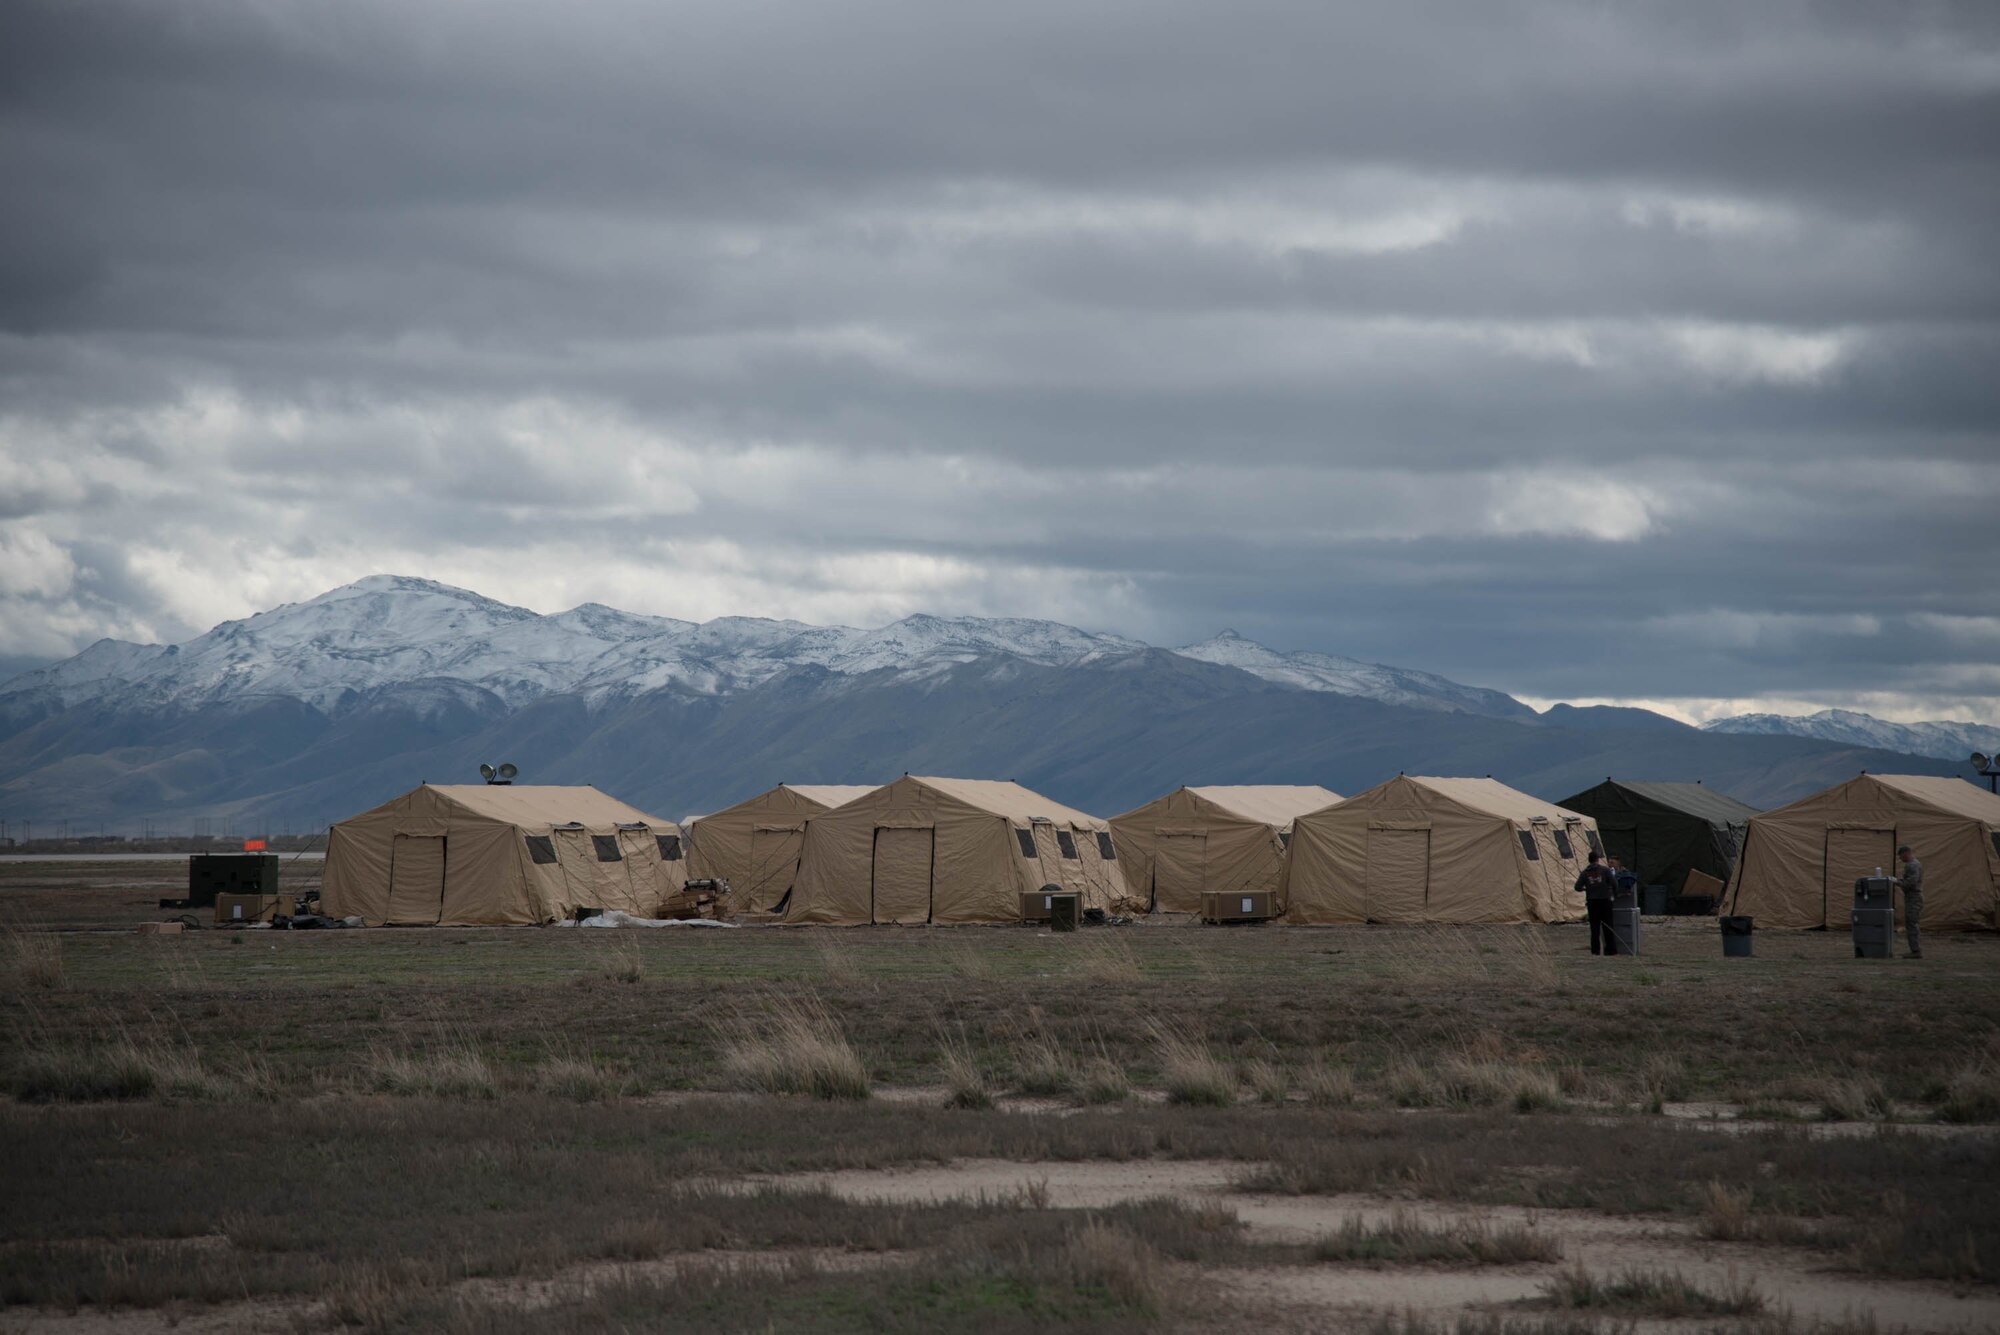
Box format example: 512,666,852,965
4,862,1998,1332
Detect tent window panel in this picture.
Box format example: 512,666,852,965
1015,828,1038,858
591,834,623,862
1095,831,1116,860
1991,831,2000,862
1518,830,1541,862
1586,829,1604,857
1278,830,1291,849
657,834,683,861
1056,830,1079,859
525,835,558,865
1553,829,1575,859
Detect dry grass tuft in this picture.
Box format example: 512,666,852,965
1078,1055,1133,1105
811,929,861,987
1818,1073,1890,1122
1012,1024,1076,1096
1313,1209,1562,1266
1390,1052,1563,1113
1938,1061,2000,1123
535,1043,617,1102
1245,1058,1292,1106
1052,1219,1167,1313
1539,1265,1763,1317
721,994,870,1100
938,1027,992,1110
1151,1022,1236,1107
365,1042,498,1100
1303,1059,1358,1107
599,933,644,984
5,923,65,989
1070,932,1144,984
1697,1179,1754,1240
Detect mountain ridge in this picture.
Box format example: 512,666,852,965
0,576,1982,829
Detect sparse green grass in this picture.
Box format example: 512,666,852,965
7,866,2000,1329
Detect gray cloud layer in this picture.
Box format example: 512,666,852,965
2,0,1996,722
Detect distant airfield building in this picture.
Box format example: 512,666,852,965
1723,774,2000,931
785,776,1133,924
323,784,687,925
1554,779,1759,895
1282,775,1595,924
685,783,880,914
1110,785,1341,912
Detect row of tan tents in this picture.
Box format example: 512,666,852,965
319,770,2000,932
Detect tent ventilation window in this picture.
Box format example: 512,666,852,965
1552,829,1575,859
524,835,558,865
1990,830,2000,863
1517,830,1541,862
616,822,648,830
591,835,624,862
1278,830,1291,849
1095,831,1117,860
656,834,683,862
1586,829,1604,857
1015,828,1038,858
1056,830,1079,859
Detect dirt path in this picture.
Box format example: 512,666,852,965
779,1157,2000,1332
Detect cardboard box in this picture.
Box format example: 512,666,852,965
1201,890,1277,922
1681,868,1725,899
215,893,282,925
138,921,184,935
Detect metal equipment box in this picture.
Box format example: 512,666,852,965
1200,890,1277,923
1852,876,1896,959
214,893,283,925
187,854,279,907
1047,893,1081,932
1019,889,1066,921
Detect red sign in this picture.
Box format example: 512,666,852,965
243,839,267,851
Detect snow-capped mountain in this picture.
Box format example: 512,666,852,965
1701,709,2000,764
1177,631,1537,719
0,576,1178,716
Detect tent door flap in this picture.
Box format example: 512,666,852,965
1367,828,1429,923
387,835,446,925
871,827,934,924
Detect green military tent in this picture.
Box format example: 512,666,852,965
1554,779,1759,896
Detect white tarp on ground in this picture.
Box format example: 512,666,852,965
556,909,739,929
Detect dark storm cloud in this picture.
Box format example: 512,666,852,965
0,0,1995,721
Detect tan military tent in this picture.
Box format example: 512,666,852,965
1110,785,1340,912
1282,775,1595,924
1722,774,2000,931
685,783,879,913
785,776,1133,924
322,784,688,926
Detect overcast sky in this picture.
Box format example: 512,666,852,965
2,1,1996,723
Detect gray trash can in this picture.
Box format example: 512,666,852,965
1720,915,1754,958
1609,883,1642,956
1851,876,1895,959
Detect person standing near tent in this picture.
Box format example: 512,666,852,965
1897,843,1923,959
1575,851,1617,954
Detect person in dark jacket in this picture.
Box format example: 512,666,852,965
1576,851,1617,955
